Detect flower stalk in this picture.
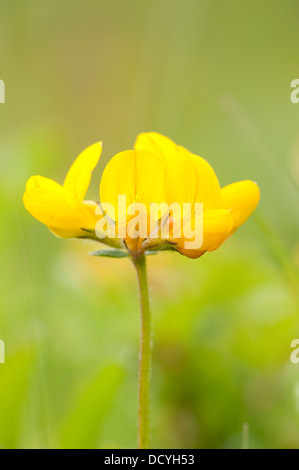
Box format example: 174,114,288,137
131,253,152,449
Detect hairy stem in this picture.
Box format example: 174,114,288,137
132,253,151,449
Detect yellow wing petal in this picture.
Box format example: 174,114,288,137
175,209,233,258
221,180,260,232
183,150,222,210
23,188,97,237
64,142,102,201
26,175,64,192
48,201,101,238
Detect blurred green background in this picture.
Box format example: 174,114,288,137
0,0,299,449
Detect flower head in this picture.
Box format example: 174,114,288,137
99,132,260,258
24,133,260,259
23,142,103,239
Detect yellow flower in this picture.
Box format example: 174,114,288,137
23,142,103,239
100,132,260,258
24,133,260,259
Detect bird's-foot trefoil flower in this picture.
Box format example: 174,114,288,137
96,133,260,258
23,132,260,449
23,142,121,248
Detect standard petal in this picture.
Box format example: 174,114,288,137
175,209,233,258
135,132,197,207
135,132,177,160
100,149,166,220
63,142,102,201
221,180,260,232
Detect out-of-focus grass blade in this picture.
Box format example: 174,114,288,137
242,423,249,450
251,214,299,291
60,364,124,449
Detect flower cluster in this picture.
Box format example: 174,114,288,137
23,132,260,259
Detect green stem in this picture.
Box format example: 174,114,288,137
132,253,151,449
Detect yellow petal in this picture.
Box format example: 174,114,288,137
135,132,176,160
48,227,85,238
175,209,233,259
182,150,222,210
100,149,166,221
135,132,197,207
63,142,102,201
48,201,100,238
221,180,260,232
23,188,98,238
26,175,65,193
